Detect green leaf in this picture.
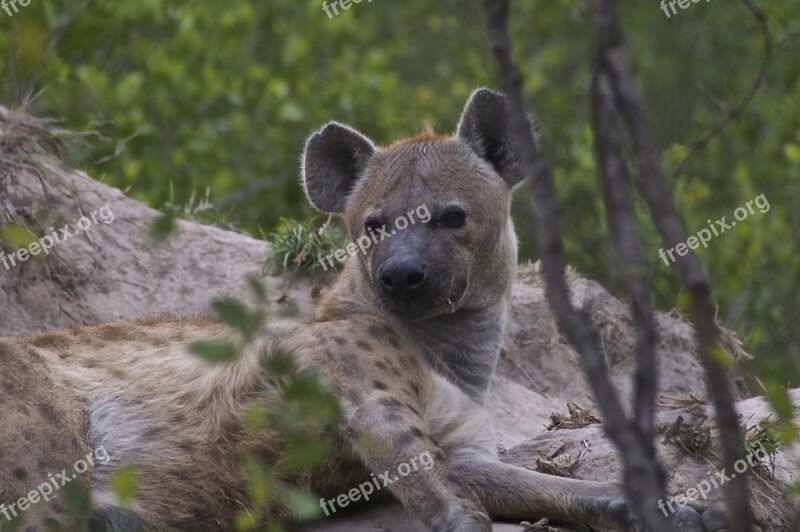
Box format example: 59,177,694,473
264,352,294,375
280,435,328,472
110,467,139,505
248,276,267,303
0,222,37,250
189,340,238,364
242,454,272,507
234,510,259,531
280,487,322,521
62,481,90,522
765,384,793,422
211,298,256,335
149,213,175,242
243,402,269,431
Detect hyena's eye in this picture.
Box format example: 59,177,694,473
440,208,466,229
364,219,385,233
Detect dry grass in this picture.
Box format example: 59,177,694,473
546,402,601,431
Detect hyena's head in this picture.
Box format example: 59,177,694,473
302,89,527,320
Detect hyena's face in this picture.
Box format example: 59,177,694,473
302,89,527,320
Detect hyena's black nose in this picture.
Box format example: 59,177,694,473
379,258,428,296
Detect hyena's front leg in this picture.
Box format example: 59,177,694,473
326,362,490,529
339,396,492,532
452,457,632,528
452,458,724,531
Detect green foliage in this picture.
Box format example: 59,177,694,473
0,222,38,251
189,339,239,364
109,467,139,506
265,216,347,273
183,278,340,529
2,1,798,387
745,418,790,476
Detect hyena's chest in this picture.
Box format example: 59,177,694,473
420,372,497,460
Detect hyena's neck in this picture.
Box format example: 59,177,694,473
317,263,509,405
401,304,507,404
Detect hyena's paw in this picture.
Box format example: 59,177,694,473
431,500,492,532
670,504,728,531
600,494,727,532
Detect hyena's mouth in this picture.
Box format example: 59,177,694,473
380,276,469,321
444,277,469,313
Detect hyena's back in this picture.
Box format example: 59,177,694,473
0,317,285,529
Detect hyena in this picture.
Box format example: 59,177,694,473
0,89,721,531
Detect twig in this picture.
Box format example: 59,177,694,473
590,64,659,451
590,0,753,529
671,0,772,181
484,1,670,530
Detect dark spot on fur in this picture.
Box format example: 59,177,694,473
325,350,334,360
148,336,168,347
446,473,463,485
109,368,128,380
98,325,134,342
410,383,420,395
13,467,27,480
332,336,346,346
409,405,421,417
410,427,424,439
171,413,186,424
384,410,402,423
388,337,401,349
373,381,387,391
375,360,387,370
393,431,415,447
345,389,363,406
31,334,69,349
143,427,164,437
377,397,401,408
356,340,371,351
37,403,59,423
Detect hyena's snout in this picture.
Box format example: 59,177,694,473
378,255,428,296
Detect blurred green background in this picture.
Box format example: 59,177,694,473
0,0,798,386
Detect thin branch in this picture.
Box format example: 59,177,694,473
672,0,772,181
590,0,753,529
484,1,670,530
590,69,660,453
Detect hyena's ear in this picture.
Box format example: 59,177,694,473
302,122,376,214
456,88,526,188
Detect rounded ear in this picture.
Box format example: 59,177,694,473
301,122,376,214
456,88,527,188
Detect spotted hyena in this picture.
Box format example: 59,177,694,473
0,89,722,531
